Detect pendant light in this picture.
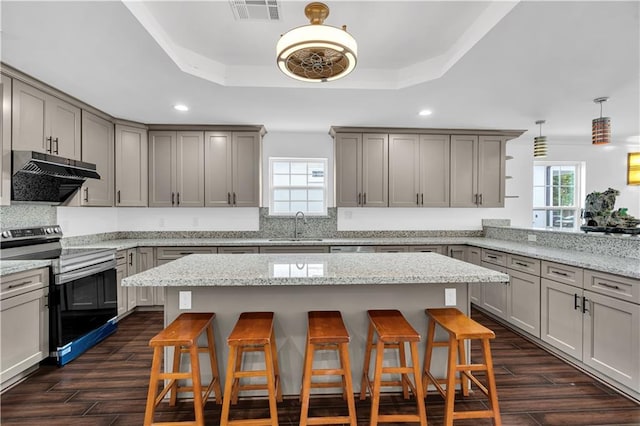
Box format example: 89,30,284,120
533,120,547,158
592,97,611,145
276,2,357,82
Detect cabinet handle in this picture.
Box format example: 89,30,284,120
552,270,569,277
574,293,581,311
171,192,175,206
515,261,528,267
53,137,59,155
358,193,362,205
117,190,121,204
233,193,236,205
421,193,424,205
363,193,366,205
179,252,194,255
582,296,590,314
116,255,125,260
8,280,31,289
46,136,53,153
478,193,483,205
177,193,180,206
44,294,49,308
598,282,621,290
227,192,231,205
128,252,133,267
487,255,498,260
84,187,89,202
416,193,419,205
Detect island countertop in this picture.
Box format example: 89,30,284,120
122,252,509,287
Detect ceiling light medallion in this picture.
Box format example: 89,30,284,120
533,120,547,158
592,97,611,145
276,2,357,82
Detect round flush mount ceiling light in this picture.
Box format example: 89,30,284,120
276,2,357,82
173,104,189,112
419,109,433,116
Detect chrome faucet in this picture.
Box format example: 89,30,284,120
294,211,306,239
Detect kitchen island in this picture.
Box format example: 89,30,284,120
123,252,508,395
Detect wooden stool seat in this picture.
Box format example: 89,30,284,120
220,312,282,426
360,310,427,426
144,312,222,426
299,311,357,426
423,308,501,426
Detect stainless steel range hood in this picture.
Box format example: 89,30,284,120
12,151,101,204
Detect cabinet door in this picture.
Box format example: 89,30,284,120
419,134,450,207
361,133,388,207
477,136,505,207
49,96,81,159
116,263,128,317
467,247,482,265
232,132,260,207
335,133,361,207
467,247,483,305
480,261,508,320
115,124,148,207
204,132,233,207
448,245,467,260
148,131,175,207
136,247,156,306
450,135,478,207
389,134,420,207
540,278,583,360
1,75,10,206
176,131,204,207
583,290,640,389
507,269,541,338
80,111,114,206
12,80,48,154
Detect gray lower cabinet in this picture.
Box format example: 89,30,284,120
466,247,482,305
116,249,138,317
0,268,49,391
480,261,508,320
136,247,157,307
540,277,583,359
375,245,408,253
410,245,446,254
447,245,466,260
507,268,541,338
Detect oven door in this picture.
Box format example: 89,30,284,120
50,260,117,354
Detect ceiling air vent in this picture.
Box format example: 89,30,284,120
229,0,280,21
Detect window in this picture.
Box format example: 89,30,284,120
532,162,584,230
269,158,328,215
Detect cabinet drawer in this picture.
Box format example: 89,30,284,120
375,246,408,253
1,268,48,300
481,249,507,266
480,261,507,274
507,254,541,276
115,251,128,266
541,261,583,287
584,270,639,304
259,246,329,254
218,247,259,254
408,245,445,254
156,247,217,260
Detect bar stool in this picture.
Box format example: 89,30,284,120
299,311,357,426
360,309,427,426
423,308,501,426
220,312,282,426
144,312,222,426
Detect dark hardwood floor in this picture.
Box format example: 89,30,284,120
1,309,639,425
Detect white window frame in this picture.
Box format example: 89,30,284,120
532,161,585,231
268,157,328,216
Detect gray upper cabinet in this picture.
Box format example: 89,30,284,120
335,133,388,207
389,134,449,207
78,111,114,206
115,124,148,207
1,75,10,206
450,135,505,207
204,131,260,207
12,80,81,159
149,131,204,207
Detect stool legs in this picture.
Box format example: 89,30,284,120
144,346,163,426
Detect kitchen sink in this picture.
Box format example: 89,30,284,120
268,238,324,242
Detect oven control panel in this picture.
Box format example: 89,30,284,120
0,226,62,241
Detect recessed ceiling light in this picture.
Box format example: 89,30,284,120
174,104,189,112
419,109,432,116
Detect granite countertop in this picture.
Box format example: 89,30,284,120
122,252,510,287
0,260,52,276
67,237,640,279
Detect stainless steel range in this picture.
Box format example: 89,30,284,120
0,226,117,365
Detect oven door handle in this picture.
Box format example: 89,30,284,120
55,259,116,285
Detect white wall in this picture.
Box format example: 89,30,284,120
541,140,640,217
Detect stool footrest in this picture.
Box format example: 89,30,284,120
311,368,345,376
309,381,348,389
453,410,497,420
234,370,269,378
306,416,354,425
